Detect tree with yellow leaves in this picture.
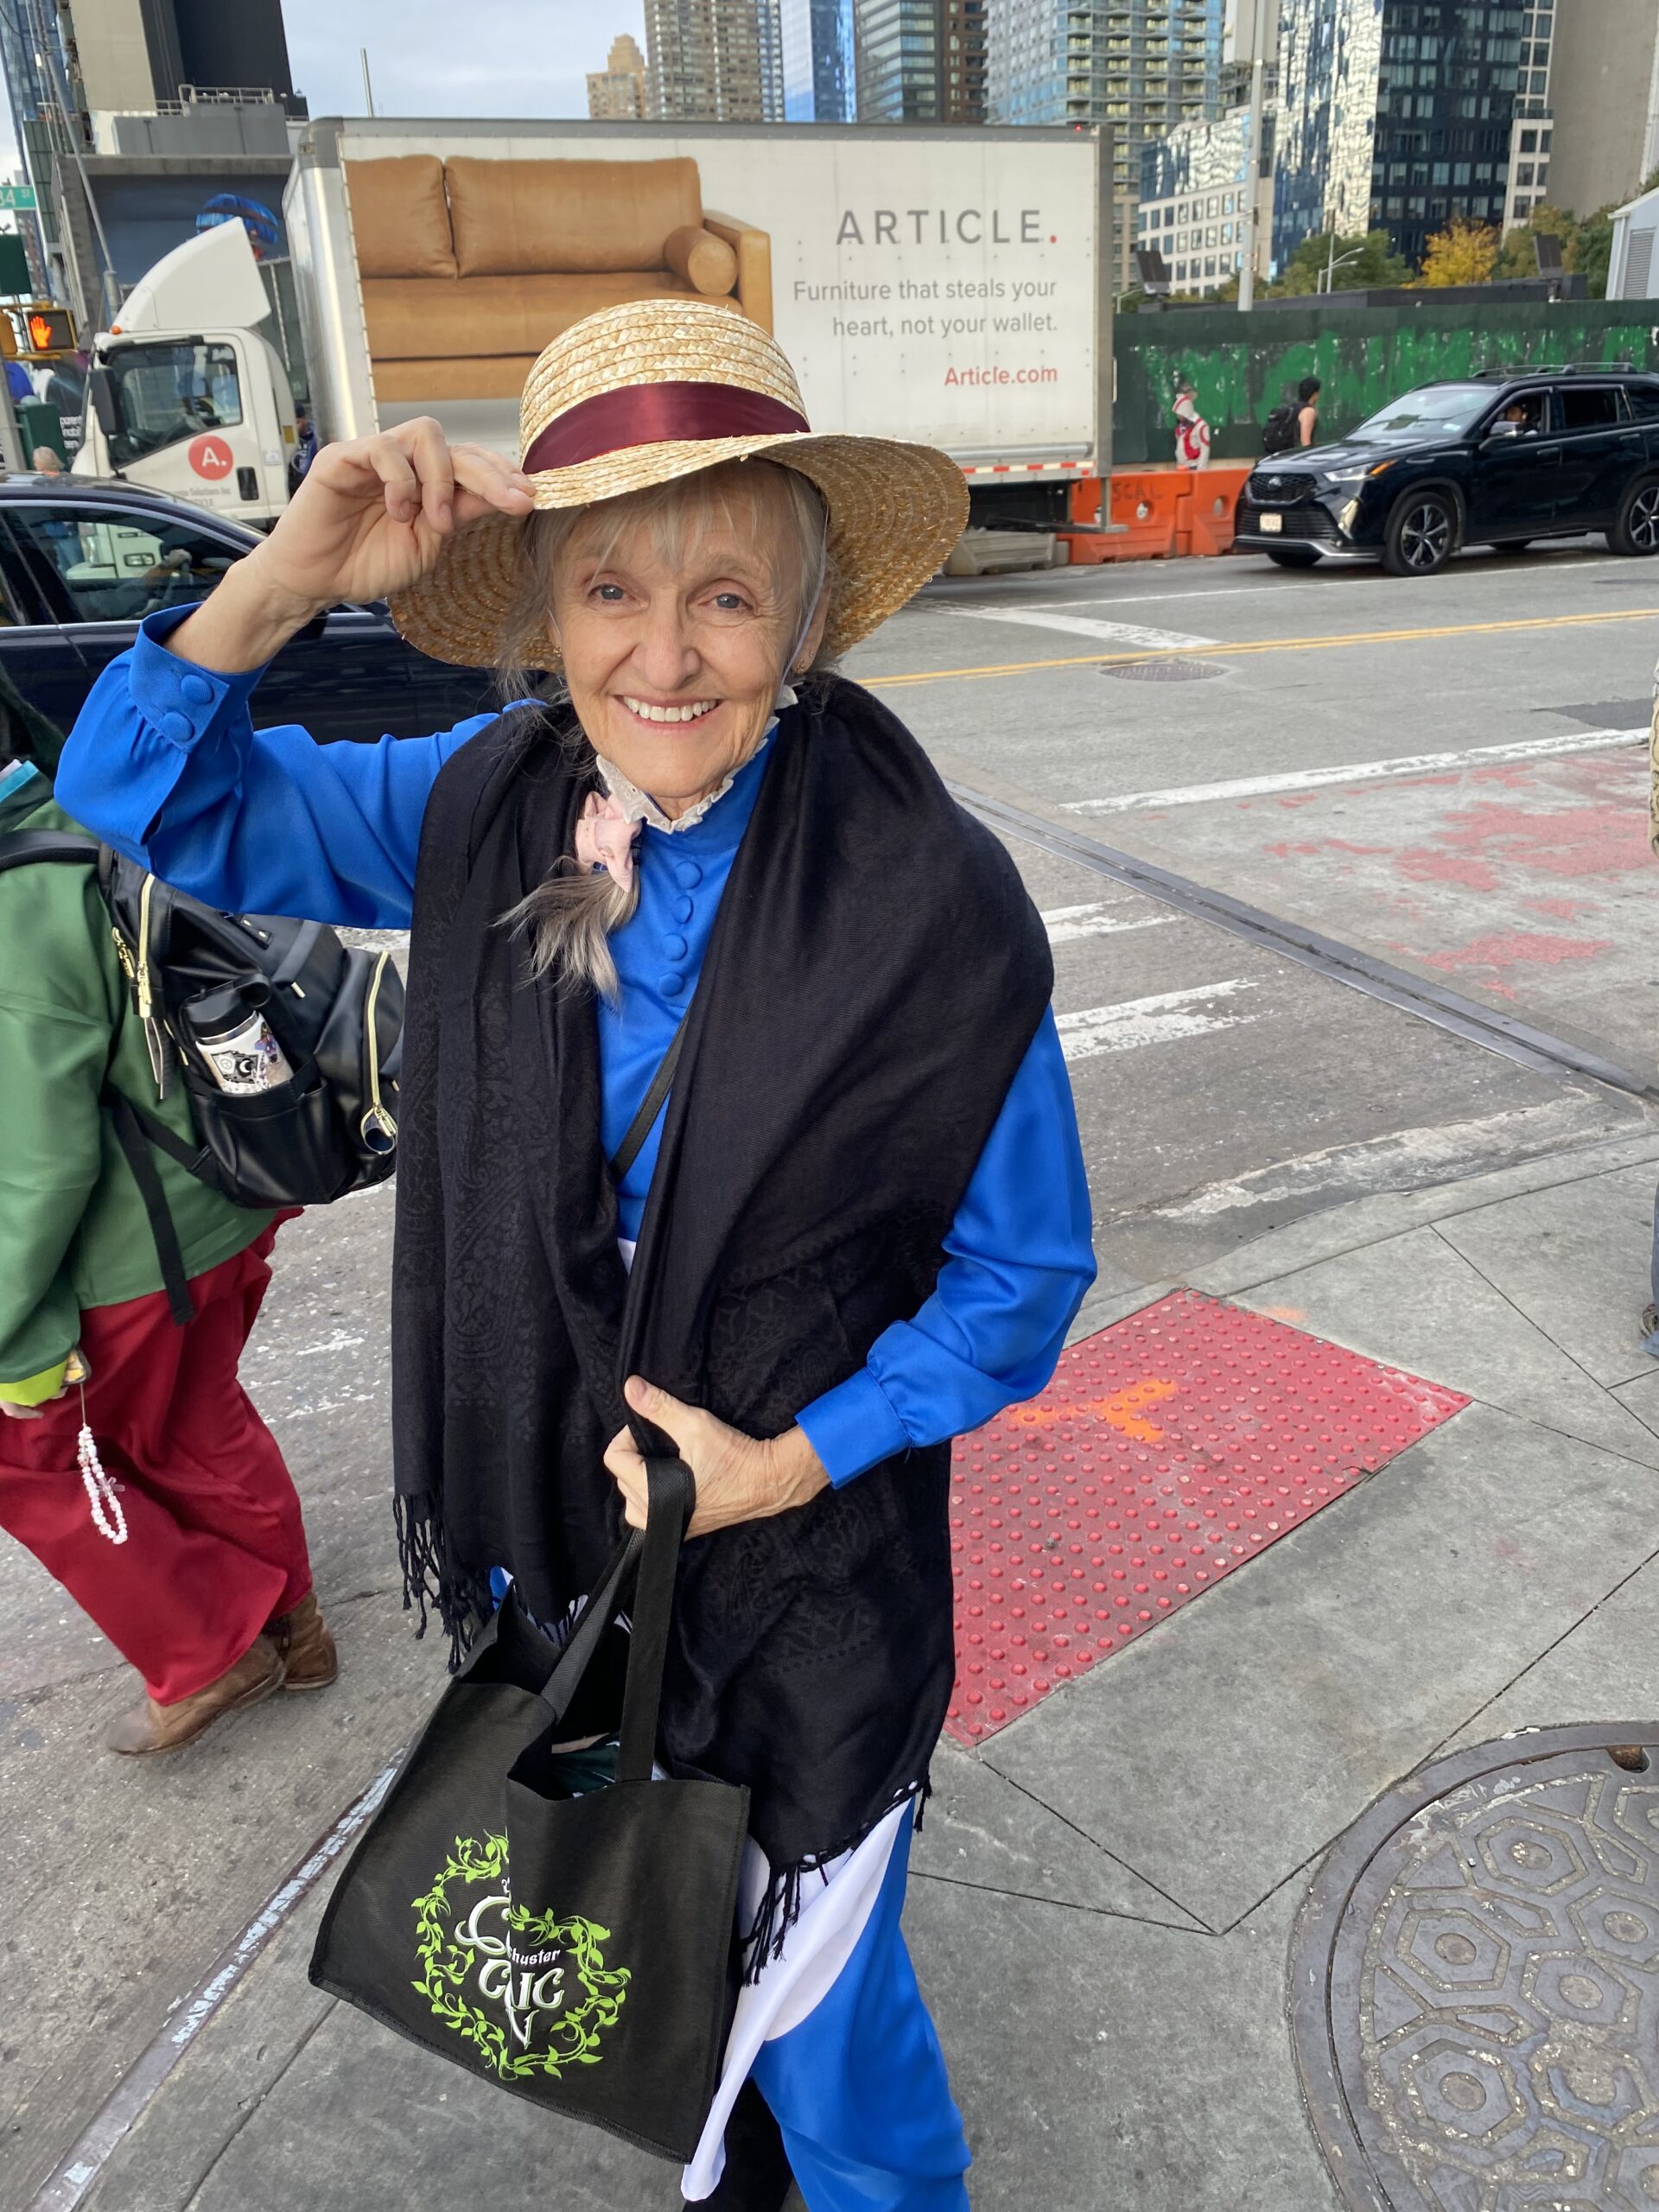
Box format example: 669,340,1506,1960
1418,216,1501,287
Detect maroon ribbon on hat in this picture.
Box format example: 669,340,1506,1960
523,380,810,474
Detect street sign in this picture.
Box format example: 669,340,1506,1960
0,184,37,212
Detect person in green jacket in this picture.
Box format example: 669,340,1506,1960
0,702,336,1754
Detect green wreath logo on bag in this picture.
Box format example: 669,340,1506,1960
412,1833,630,2078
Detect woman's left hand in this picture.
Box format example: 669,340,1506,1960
605,1375,830,1537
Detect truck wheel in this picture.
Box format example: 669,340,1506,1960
1610,478,1659,556
1264,546,1319,569
1382,490,1457,576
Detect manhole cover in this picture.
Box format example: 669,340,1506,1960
1102,654,1228,682
1290,1726,1659,2211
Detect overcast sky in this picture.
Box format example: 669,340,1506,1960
283,0,647,124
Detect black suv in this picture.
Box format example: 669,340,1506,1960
1233,368,1659,575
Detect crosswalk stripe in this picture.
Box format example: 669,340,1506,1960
1066,725,1649,815
1040,899,1175,944
950,607,1219,652
1056,979,1259,1061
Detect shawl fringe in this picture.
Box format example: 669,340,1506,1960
739,1775,931,1984
394,1492,491,1673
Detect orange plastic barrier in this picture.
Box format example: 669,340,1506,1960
1174,464,1253,557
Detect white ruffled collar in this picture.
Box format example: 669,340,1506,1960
595,702,786,836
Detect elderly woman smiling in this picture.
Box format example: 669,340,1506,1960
56,302,1095,2212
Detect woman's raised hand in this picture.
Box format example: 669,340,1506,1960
604,1376,829,1539
253,419,534,612
163,418,535,675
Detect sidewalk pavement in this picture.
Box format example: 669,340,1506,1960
38,1117,1659,2212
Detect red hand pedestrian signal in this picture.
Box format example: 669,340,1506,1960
189,435,234,481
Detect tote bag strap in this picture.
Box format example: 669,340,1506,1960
617,1457,695,1785
534,1523,644,1731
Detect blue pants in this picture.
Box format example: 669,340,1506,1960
746,1812,970,2212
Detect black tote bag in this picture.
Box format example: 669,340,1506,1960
309,1461,750,2162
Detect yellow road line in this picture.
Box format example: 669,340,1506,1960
863,604,1659,688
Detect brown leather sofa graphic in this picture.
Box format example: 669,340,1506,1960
345,154,773,402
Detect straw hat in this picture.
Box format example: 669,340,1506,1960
387,298,969,670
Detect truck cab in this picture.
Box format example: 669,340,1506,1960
72,222,296,530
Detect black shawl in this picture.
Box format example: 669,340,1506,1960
391,675,1052,1919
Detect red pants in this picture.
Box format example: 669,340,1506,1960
0,1227,312,1704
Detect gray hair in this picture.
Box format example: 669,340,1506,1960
497,461,834,999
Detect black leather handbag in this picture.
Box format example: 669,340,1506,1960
309,1460,750,2164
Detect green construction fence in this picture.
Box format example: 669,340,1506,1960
1115,296,1659,467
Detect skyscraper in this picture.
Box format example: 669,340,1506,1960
988,0,1224,282
855,1,987,122
588,34,648,120
757,0,787,119
1274,0,1528,271
1541,0,1659,220
645,0,768,121
782,0,856,120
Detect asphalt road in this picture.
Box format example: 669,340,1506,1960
7,532,1659,2205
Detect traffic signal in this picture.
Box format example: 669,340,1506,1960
6,303,74,355
23,305,73,353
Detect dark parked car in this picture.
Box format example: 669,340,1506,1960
1233,368,1659,575
0,473,496,743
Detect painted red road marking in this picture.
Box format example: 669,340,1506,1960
947,1290,1468,1745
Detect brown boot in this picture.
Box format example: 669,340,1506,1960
267,1591,338,1690
105,1635,284,1756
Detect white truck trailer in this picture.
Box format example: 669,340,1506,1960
282,116,1110,527
72,118,1111,537
72,218,298,528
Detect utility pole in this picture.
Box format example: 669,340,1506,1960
361,48,377,118
1230,0,1277,315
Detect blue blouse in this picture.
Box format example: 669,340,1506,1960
55,607,1096,1484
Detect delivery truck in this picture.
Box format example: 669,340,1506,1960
78,116,1111,533
72,217,299,528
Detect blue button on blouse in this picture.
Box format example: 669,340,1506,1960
179,673,214,706
671,894,694,923
662,932,688,960
674,860,702,889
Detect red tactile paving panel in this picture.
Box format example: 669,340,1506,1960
946,1289,1468,1745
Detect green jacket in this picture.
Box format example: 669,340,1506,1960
0,766,273,1402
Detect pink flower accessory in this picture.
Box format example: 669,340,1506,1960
575,788,645,890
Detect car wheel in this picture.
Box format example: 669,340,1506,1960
1264,546,1319,569
1382,490,1457,575
1610,478,1659,556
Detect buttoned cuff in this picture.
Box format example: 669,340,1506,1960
0,1356,69,1406
797,1365,911,1488
130,604,267,749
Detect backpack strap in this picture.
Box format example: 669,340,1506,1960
608,1016,688,1184
0,829,99,872
103,1090,194,1327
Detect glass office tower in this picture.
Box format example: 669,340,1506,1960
782,0,857,118
1274,0,1523,270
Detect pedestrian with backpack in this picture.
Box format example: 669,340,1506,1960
1263,375,1323,454
0,701,337,1756
1173,378,1211,468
